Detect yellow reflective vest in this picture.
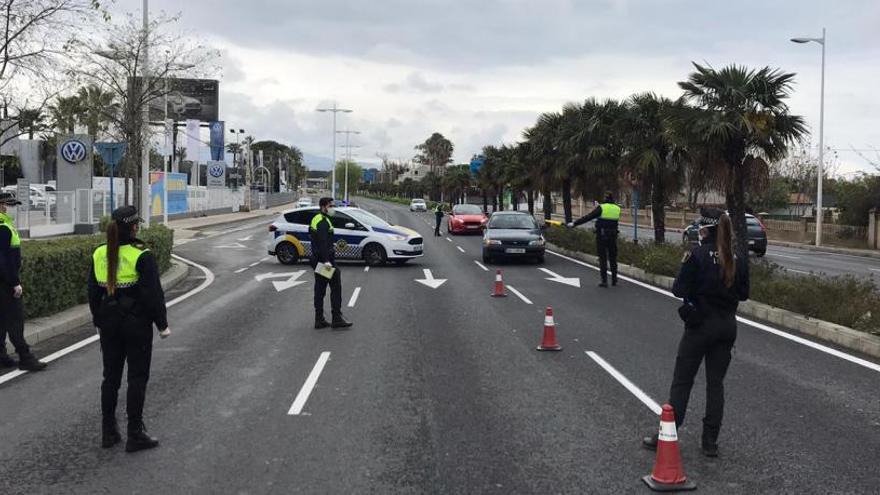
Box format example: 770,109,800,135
92,243,149,288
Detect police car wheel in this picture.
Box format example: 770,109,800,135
275,242,298,265
363,243,387,266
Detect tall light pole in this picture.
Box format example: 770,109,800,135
316,103,352,200
336,129,360,202
229,128,245,189
139,0,151,224
791,27,826,247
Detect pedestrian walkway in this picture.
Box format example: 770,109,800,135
168,202,298,231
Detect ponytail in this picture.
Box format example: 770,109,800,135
717,214,735,288
106,222,120,295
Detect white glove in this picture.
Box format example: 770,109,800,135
12,285,22,298
159,327,171,339
566,222,574,228
324,262,333,269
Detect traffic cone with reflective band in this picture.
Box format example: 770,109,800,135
536,307,562,351
491,269,507,297
642,404,696,492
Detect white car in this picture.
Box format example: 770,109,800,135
267,206,424,266
296,197,312,208
410,198,427,212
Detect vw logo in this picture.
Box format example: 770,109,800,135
61,140,87,164
209,165,224,178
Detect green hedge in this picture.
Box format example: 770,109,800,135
19,225,174,319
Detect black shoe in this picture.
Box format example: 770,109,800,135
331,315,353,329
612,276,618,286
102,419,122,449
701,441,719,457
642,433,658,451
315,317,330,329
125,424,159,453
0,353,17,368
598,281,608,288
18,355,47,371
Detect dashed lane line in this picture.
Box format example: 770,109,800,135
506,285,533,305
288,352,331,416
446,237,453,243
456,246,466,253
474,261,489,271
586,351,662,416
348,287,361,308
234,267,249,273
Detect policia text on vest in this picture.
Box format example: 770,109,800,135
568,194,621,288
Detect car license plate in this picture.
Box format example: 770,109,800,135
748,240,755,245
467,225,479,229
414,245,423,252
505,248,526,254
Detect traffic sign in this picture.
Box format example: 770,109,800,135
94,142,128,211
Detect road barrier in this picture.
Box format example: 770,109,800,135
643,404,696,492
536,306,562,352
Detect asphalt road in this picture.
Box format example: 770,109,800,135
1,199,879,494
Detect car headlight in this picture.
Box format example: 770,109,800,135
529,237,545,246
484,238,502,246
386,234,407,241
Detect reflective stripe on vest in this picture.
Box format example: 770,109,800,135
93,244,148,288
599,203,621,221
310,213,333,233
0,213,20,247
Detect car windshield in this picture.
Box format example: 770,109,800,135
346,208,391,228
453,205,482,215
488,214,536,230
412,199,425,204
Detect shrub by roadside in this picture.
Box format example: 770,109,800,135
19,225,174,319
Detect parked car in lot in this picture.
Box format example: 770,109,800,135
296,197,312,208
482,211,545,264
447,204,487,234
410,198,427,212
267,206,424,266
683,213,767,256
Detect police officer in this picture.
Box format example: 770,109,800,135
433,202,444,237
0,192,47,371
567,192,621,287
311,197,353,329
88,206,169,452
643,208,749,457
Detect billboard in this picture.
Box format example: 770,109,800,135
150,172,188,216
130,77,219,122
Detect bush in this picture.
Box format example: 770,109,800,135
19,224,174,319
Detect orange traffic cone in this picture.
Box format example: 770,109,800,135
536,307,562,351
491,269,507,297
642,404,696,492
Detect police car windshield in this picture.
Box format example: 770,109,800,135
488,214,537,230
346,209,391,228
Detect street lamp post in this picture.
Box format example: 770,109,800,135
230,128,245,189
336,129,360,202
140,0,150,225
791,27,826,247
316,103,352,200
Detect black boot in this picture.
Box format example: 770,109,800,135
315,312,330,329
125,422,159,453
0,352,17,368
612,274,618,286
598,280,608,288
701,430,719,457
331,313,353,329
642,433,658,451
102,418,122,448
17,354,47,371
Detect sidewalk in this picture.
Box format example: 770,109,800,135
168,201,297,230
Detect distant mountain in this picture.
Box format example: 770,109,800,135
302,152,333,171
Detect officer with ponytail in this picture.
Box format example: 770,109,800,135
88,206,169,452
643,208,749,457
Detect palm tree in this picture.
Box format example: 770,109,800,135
77,85,118,140
671,63,807,254
414,132,454,176
442,165,471,204
17,108,46,139
48,96,82,134
523,112,564,220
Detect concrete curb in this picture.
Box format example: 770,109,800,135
764,240,880,259
10,261,190,350
546,242,880,360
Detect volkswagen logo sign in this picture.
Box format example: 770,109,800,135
209,164,224,178
61,139,88,164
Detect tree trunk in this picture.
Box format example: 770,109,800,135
542,187,552,220
562,178,573,223
511,189,518,211
728,165,749,257
653,171,666,243
498,191,504,211
492,195,498,212
527,189,535,216
482,192,488,213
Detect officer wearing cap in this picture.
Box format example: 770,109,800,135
310,197,352,329
88,206,169,452
643,208,749,457
433,202,444,237
0,192,47,371
567,191,621,287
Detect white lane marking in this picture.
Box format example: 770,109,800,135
785,268,811,275
548,250,880,374
586,351,662,416
446,237,453,243
237,235,253,241
474,261,489,271
261,256,271,262
288,352,331,415
769,253,801,260
348,287,361,308
234,267,249,273
456,246,466,253
0,254,215,386
364,266,370,272
249,261,261,267
506,285,533,305
870,268,880,272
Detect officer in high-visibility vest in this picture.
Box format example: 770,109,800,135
433,202,444,237
0,192,47,371
88,206,169,452
567,191,621,288
310,197,352,329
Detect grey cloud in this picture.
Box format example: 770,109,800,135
383,72,447,94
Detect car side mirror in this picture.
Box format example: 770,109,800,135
344,222,355,229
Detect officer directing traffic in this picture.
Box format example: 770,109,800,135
88,206,170,452
0,192,47,371
643,208,749,457
567,192,621,287
310,197,353,329
433,202,444,237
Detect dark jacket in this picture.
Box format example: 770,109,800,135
672,236,750,316
0,226,21,286
309,215,335,266
572,205,619,234
87,238,168,330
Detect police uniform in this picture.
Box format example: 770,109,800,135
572,200,621,287
0,192,47,371
644,208,750,456
88,206,167,452
434,203,444,237
310,210,351,329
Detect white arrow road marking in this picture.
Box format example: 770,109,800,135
415,268,447,289
538,268,581,288
214,242,247,249
288,352,331,415
237,235,254,241
255,271,307,292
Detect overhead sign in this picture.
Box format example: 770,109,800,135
131,77,219,122
206,161,226,188
469,156,484,175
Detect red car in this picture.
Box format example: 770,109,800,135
447,204,488,234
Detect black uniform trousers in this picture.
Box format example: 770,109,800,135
314,267,343,317
596,231,618,283
0,284,30,357
99,314,153,428
668,312,737,441
434,215,442,236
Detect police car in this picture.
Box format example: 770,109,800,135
267,206,424,266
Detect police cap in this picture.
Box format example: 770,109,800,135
697,207,725,228
111,205,143,225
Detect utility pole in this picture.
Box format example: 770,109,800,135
141,0,150,224
316,103,352,200
336,129,360,203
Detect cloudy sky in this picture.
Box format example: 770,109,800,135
129,0,879,173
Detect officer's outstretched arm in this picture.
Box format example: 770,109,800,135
572,206,601,228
